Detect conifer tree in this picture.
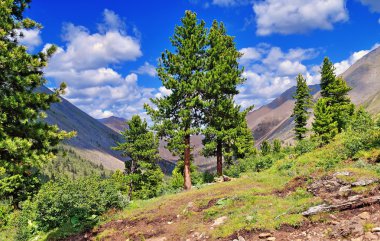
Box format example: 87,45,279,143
260,140,271,156
273,139,282,153
202,20,253,176
145,11,207,190
320,57,336,98
312,98,338,144
0,0,73,206
113,115,163,200
292,74,312,140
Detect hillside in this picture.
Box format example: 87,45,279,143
59,134,380,241
247,46,380,144
38,86,125,171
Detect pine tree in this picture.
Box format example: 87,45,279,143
0,0,72,206
202,20,252,176
292,74,312,140
112,115,163,200
273,139,282,153
320,57,336,98
312,98,338,144
145,11,207,190
260,140,271,156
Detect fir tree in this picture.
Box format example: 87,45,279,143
292,74,312,140
145,11,207,190
260,140,271,156
312,98,338,144
320,57,336,98
0,0,73,206
202,20,253,176
113,115,163,200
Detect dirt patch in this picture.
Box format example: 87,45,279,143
274,176,309,197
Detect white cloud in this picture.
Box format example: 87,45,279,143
17,29,42,51
44,9,155,120
359,0,380,12
334,43,379,75
236,44,320,109
253,0,348,36
136,62,156,77
155,86,172,98
240,47,262,64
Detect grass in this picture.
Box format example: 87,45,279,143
84,139,380,240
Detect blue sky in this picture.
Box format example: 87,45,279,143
20,0,380,119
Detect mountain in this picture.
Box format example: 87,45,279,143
99,116,127,133
247,46,380,144
39,86,125,171
99,116,215,171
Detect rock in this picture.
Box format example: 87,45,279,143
258,233,272,239
302,204,330,216
352,179,377,187
334,171,351,176
338,185,352,197
364,232,378,240
167,221,173,224
372,227,380,232
223,175,232,182
267,237,276,241
212,216,227,227
359,212,371,220
238,236,245,241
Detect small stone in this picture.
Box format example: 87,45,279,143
238,236,245,241
352,179,377,187
167,221,173,224
372,227,380,232
212,216,227,226
334,171,351,176
359,212,371,220
267,237,276,241
259,233,272,239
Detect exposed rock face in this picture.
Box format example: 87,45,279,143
246,46,380,145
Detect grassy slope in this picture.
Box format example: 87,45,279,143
67,138,380,240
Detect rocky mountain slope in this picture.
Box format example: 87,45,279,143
39,86,125,171
247,47,380,145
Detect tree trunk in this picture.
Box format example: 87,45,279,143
184,134,192,190
128,160,134,201
216,140,223,176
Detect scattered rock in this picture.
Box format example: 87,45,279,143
237,236,245,241
352,179,378,187
266,237,276,241
372,227,380,232
334,171,351,176
359,212,371,220
258,233,272,239
212,216,227,227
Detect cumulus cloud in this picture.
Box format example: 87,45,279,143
359,0,380,12
44,9,154,119
334,43,379,75
236,44,320,109
253,0,348,36
17,28,42,51
136,62,156,77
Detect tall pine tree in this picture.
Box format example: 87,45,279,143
145,11,207,190
0,0,72,206
292,74,312,140
113,115,163,200
312,98,338,144
202,20,253,176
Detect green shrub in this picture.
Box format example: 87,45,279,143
294,139,318,155
30,176,128,231
0,200,12,228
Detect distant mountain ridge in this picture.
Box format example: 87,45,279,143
247,46,380,144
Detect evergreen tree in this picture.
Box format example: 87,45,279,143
320,57,336,98
292,74,312,140
202,20,253,176
312,98,338,144
113,115,163,200
273,139,282,153
0,0,72,206
260,140,271,156
145,11,207,190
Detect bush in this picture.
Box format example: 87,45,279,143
29,176,128,231
0,200,12,228
294,139,318,155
